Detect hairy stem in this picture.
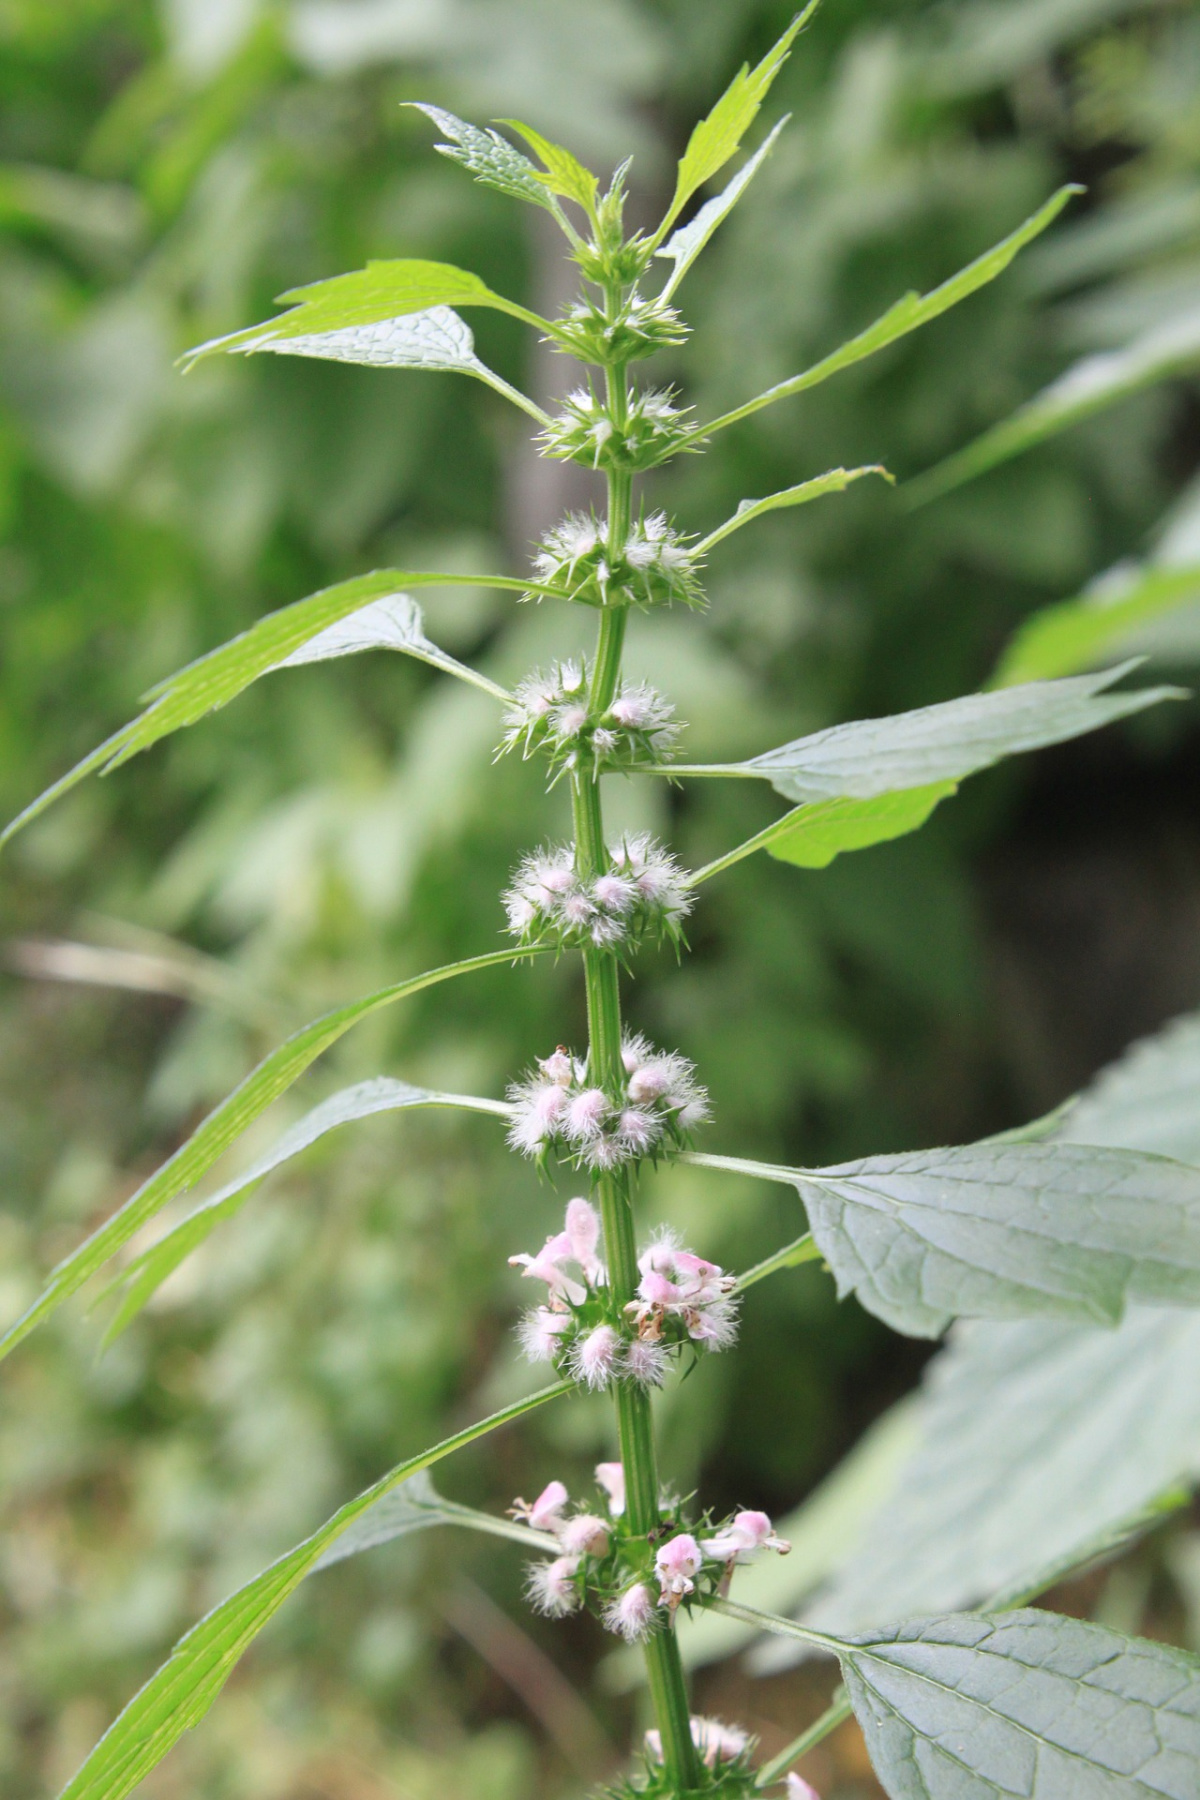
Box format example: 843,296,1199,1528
566,312,701,1794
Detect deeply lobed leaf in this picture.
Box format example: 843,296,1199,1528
408,103,557,212
656,117,787,298
500,119,599,214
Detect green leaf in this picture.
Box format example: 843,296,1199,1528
499,119,598,214
102,1077,511,1338
670,663,1183,805
687,1138,1200,1337
0,948,540,1364
843,1611,1200,1800
1,573,524,850
1057,1009,1200,1167
728,1601,1200,1800
655,117,787,299
408,103,558,212
768,1309,1200,1655
181,259,546,368
906,304,1200,506
696,463,893,554
184,302,546,419
311,1468,555,1572
702,186,1081,435
994,564,1200,685
658,6,816,236
56,1381,571,1800
687,783,957,887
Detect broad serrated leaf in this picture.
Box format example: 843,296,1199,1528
994,565,1200,686
182,302,545,419
696,463,892,554
841,1611,1200,1800
312,1468,554,1571
660,7,815,234
763,1309,1200,1658
500,119,598,213
56,1381,570,1800
703,187,1080,435
103,1078,510,1338
1058,1010,1200,1166
181,259,544,368
656,117,786,298
672,663,1183,804
1,572,523,850
408,103,556,211
0,948,539,1364
907,304,1200,506
689,1138,1200,1337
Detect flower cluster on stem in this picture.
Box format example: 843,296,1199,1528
499,659,680,774
503,836,691,953
506,1036,707,1170
524,511,703,611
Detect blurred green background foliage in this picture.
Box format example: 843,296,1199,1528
1,0,1199,1794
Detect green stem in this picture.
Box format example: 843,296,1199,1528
565,318,700,1793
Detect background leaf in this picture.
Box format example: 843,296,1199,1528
697,464,892,553
994,565,1200,685
766,784,957,870
1057,1009,1200,1165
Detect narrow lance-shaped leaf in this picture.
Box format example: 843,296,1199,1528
994,562,1200,686
655,117,787,300
102,1077,512,1339
311,1468,556,1571
57,1381,571,1800
906,303,1200,506
181,258,548,368
718,1599,1200,1800
687,1137,1200,1338
185,302,547,421
699,187,1081,436
499,119,598,215
688,784,957,888
0,947,541,1364
408,103,560,213
761,1308,1200,1659
665,662,1183,805
1,574,529,850
695,464,892,555
656,6,817,239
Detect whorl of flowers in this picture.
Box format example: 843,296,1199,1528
626,1228,740,1354
498,659,680,775
539,385,699,473
502,835,692,954
526,511,703,612
506,1033,708,1171
513,1471,616,1620
551,293,688,366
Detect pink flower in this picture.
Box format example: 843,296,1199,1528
508,1244,586,1307
570,1323,621,1391
617,1108,659,1154
594,873,635,914
538,1048,576,1085
558,1512,611,1557
603,1582,657,1643
691,1718,750,1768
701,1509,791,1564
622,1337,670,1387
512,1479,569,1532
565,1087,609,1143
563,1197,604,1283
517,1307,571,1363
786,1776,820,1800
654,1533,702,1608
594,1461,625,1516
525,1554,581,1617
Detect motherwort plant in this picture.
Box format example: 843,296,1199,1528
5,13,1200,1798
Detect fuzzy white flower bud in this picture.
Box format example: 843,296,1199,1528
622,1337,670,1387
557,1511,611,1557
525,1553,581,1617
570,1323,622,1391
603,1581,658,1643
517,1306,572,1363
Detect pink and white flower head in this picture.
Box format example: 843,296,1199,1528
517,1306,572,1364
603,1581,658,1643
557,1511,611,1557
654,1532,702,1609
594,1461,625,1516
508,1240,586,1306
786,1776,820,1800
509,1198,605,1310
627,1229,739,1352
569,1323,621,1391
525,1553,581,1617
565,1087,609,1144
701,1509,792,1565
622,1336,670,1387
